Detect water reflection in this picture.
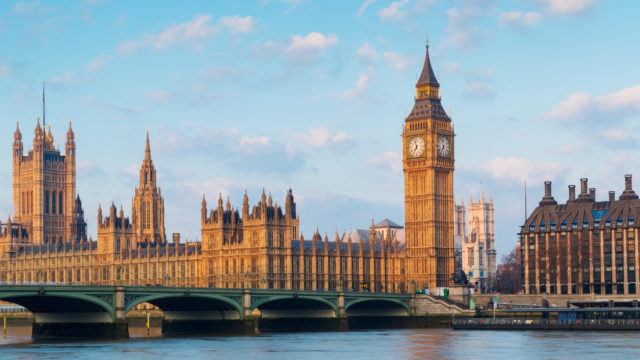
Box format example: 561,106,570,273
2,323,640,359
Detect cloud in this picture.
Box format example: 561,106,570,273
357,42,379,65
289,127,357,152
378,0,409,22
0,61,11,78
84,54,110,73
539,0,596,15
367,151,402,173
356,0,377,16
284,32,338,61
442,61,461,73
499,11,541,28
383,51,412,70
444,0,494,50
295,191,403,236
48,72,75,87
340,72,372,99
463,80,496,101
162,127,305,174
544,85,640,122
12,1,43,14
146,90,172,102
117,14,254,55
219,15,255,33
415,0,436,11
477,156,566,184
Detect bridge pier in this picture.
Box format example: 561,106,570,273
32,321,129,340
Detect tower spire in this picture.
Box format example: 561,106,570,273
42,82,46,127
416,41,439,88
144,131,151,162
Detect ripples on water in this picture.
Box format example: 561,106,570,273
2,326,640,359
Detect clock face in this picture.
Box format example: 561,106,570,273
437,136,450,158
408,137,425,157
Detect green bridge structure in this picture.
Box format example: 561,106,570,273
0,285,417,338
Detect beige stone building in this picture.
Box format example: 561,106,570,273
456,194,497,292
0,122,405,291
402,45,455,290
0,43,455,293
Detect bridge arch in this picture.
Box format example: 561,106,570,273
0,291,114,321
125,293,243,319
345,298,410,316
253,295,338,318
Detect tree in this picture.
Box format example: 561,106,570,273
495,245,522,294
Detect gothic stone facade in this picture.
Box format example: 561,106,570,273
456,194,497,292
0,44,450,292
402,45,455,290
522,176,640,295
0,122,404,291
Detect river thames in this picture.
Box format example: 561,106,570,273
1,326,640,359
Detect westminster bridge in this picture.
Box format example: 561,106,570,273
0,285,468,338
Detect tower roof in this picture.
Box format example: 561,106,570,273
144,131,152,162
416,45,439,87
406,43,450,122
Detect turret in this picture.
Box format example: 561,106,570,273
242,191,249,218
33,118,44,151
201,195,207,224
217,193,223,222
97,205,103,226
45,126,54,149
66,122,76,157
285,188,296,219
323,233,329,253
13,122,23,161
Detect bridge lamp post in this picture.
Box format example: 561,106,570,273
164,273,171,287
36,270,43,285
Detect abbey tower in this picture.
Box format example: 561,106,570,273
11,120,86,245
403,45,455,290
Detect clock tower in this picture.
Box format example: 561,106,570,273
403,44,455,290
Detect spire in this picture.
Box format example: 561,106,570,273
416,42,439,87
144,131,152,162
66,121,75,142
42,82,46,127
14,122,21,142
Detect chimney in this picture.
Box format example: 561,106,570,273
172,233,180,245
620,174,639,200
589,188,596,200
580,178,588,195
625,174,633,191
569,185,576,201
609,191,616,202
540,181,557,206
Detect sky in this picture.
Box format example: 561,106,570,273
0,0,639,259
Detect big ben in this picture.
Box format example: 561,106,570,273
403,44,454,290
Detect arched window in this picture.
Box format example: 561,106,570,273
51,191,57,214
59,191,64,215
45,191,50,214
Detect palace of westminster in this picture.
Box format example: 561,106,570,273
0,46,497,293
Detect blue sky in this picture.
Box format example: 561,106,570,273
1,0,639,258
